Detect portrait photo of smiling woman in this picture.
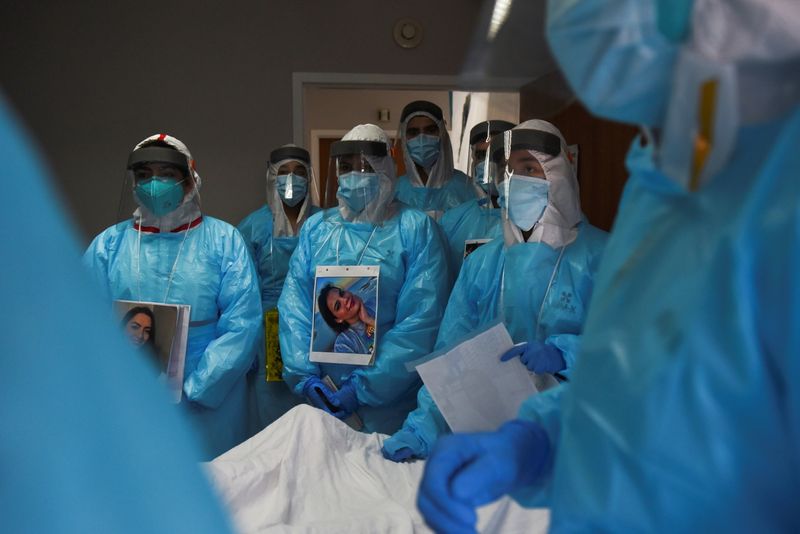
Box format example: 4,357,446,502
310,267,379,365
318,282,376,355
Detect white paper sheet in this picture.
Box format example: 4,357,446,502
415,323,541,433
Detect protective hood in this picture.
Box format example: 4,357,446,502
334,124,397,224
399,110,455,190
265,145,317,237
129,133,202,232
660,0,800,189
547,0,800,189
499,120,581,249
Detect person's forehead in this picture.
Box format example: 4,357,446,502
279,160,307,170
407,115,437,128
508,150,540,162
133,312,151,323
137,161,180,169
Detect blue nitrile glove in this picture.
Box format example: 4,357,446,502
302,376,340,416
329,379,359,419
382,429,426,462
417,419,550,533
500,340,566,374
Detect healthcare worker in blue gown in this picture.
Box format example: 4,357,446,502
238,145,320,432
0,97,233,533
418,0,800,532
84,134,263,460
278,124,450,434
382,119,608,462
439,120,515,274
394,100,477,221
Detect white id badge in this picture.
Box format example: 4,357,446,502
115,299,191,403
310,265,379,366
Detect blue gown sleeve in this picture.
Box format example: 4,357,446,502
183,230,263,408
82,231,115,300
546,333,580,377
433,247,486,350
509,384,566,508
395,384,451,456
388,248,485,450
236,212,263,279
348,212,450,407
278,217,322,393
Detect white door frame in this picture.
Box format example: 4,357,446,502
292,72,532,146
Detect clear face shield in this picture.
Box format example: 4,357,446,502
470,139,495,196
325,140,389,220
491,129,562,233
466,121,516,200
117,145,200,225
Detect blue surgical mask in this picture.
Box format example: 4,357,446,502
546,0,681,126
134,176,185,216
337,172,381,213
276,173,308,207
500,175,550,232
407,134,440,170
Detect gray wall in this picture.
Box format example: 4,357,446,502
0,1,482,242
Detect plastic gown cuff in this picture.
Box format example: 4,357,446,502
381,429,427,462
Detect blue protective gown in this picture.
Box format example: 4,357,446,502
392,224,607,457
238,203,322,311
395,170,477,217
278,204,450,434
438,198,503,274
238,203,320,432
84,216,263,459
0,97,233,533
513,108,800,532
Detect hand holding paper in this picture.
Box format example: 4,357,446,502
500,340,566,374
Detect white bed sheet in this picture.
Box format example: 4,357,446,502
206,405,549,534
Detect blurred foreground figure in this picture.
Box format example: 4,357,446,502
0,95,232,533
418,0,800,531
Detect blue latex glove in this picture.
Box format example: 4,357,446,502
301,376,341,416
417,420,550,533
329,379,359,419
500,340,566,374
382,429,426,462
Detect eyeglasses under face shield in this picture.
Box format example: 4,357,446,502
469,120,516,192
